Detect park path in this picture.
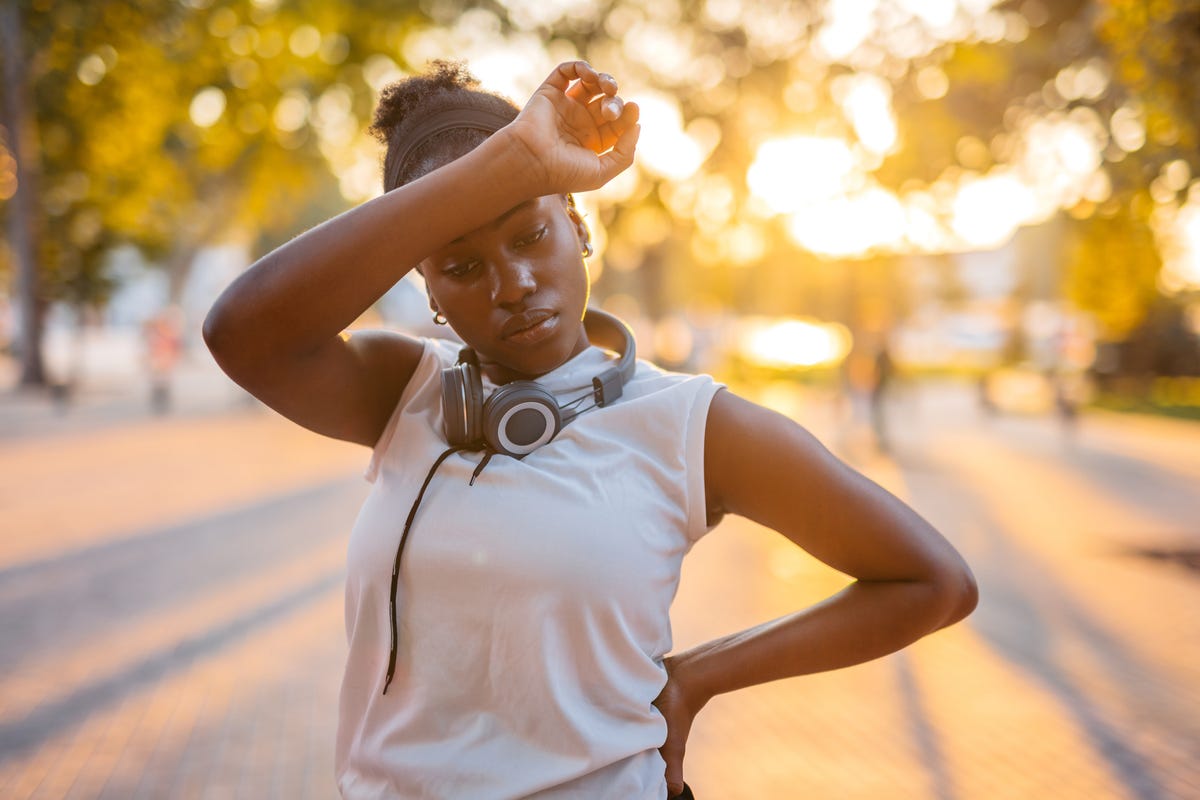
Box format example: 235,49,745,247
0,380,1197,799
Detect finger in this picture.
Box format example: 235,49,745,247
565,72,614,114
571,71,617,102
544,60,604,97
663,744,685,798
565,83,609,130
561,93,629,152
616,98,640,128
597,94,623,122
596,99,638,151
594,121,640,185
574,92,622,130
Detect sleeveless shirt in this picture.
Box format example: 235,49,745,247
336,337,722,799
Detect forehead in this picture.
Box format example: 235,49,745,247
471,196,553,235
420,195,564,267
455,195,562,240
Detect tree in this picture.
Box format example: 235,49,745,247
1,0,47,385
5,0,1197,388
1,0,423,387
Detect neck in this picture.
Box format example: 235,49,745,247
480,326,591,385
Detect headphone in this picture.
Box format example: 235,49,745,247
440,308,636,457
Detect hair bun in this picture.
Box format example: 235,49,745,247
370,60,520,190
369,60,481,145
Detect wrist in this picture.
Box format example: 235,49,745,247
664,653,714,714
475,124,551,199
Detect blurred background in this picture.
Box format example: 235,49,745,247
1,1,1198,799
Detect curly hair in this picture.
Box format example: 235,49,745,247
370,60,520,191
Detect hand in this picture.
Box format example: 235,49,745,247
507,61,640,195
653,656,704,798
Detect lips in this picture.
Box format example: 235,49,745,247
500,309,558,341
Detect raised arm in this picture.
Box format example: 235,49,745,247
203,61,639,446
656,389,977,795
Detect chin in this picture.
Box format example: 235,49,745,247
498,333,583,380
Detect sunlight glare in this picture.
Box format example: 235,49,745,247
837,73,898,154
950,172,1032,249
816,0,878,61
494,0,602,30
742,318,853,369
632,92,710,181
786,186,905,257
403,12,554,103
748,136,857,214
899,0,956,28
1158,194,1200,292
903,193,948,251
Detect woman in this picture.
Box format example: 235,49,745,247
204,60,977,799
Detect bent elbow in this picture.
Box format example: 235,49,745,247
936,559,978,629
201,302,224,355
202,300,234,364
202,297,256,381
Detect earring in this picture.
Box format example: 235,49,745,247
567,195,593,258
432,311,448,326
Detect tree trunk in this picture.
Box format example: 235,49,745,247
0,0,47,387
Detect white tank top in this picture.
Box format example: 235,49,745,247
336,337,722,799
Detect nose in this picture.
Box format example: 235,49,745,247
489,257,537,308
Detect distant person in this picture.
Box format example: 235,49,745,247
143,306,182,414
204,60,976,799
977,369,997,416
869,338,895,453
1053,370,1081,441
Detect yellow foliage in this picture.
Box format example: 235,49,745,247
1063,195,1162,338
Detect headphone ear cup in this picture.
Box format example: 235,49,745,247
441,361,484,446
482,381,562,457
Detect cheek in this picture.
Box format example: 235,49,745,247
430,283,494,330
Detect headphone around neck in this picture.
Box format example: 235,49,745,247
440,308,636,458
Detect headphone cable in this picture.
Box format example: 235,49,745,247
383,444,469,695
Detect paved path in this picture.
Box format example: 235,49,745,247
1,378,1197,799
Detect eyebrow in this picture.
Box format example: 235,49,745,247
449,199,538,244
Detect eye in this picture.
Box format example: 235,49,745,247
442,259,480,279
514,226,548,248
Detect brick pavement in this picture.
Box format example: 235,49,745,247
1,378,1198,799
0,394,365,800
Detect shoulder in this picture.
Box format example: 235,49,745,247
618,359,724,440
621,358,721,402
421,335,465,370
373,334,462,411
703,389,849,520
340,332,460,444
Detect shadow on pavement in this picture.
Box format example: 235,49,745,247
0,570,342,764
909,459,1175,800
893,651,959,800
0,476,362,675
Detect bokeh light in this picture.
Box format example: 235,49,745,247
740,317,854,369
748,136,858,213
189,87,227,128
630,91,712,181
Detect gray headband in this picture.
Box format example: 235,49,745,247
386,106,516,190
